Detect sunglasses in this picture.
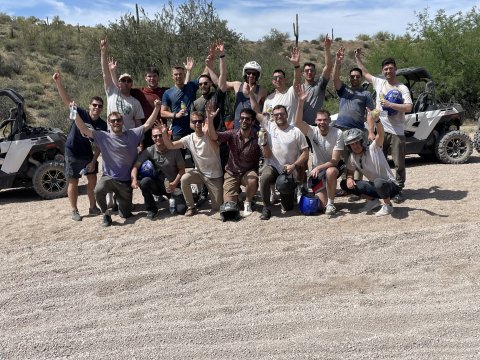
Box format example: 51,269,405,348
245,71,257,76
350,75,361,79
109,118,123,123
272,113,286,117
240,116,252,121
191,120,204,125
119,78,133,83
199,82,210,86
91,103,103,108
272,75,284,80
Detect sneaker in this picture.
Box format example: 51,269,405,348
375,204,394,216
101,214,112,227
185,208,197,217
325,204,336,216
260,207,271,220
392,191,405,204
348,195,361,202
71,209,81,221
88,207,101,215
361,198,381,213
243,202,253,217
146,210,158,220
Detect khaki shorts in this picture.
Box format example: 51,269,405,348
223,170,258,197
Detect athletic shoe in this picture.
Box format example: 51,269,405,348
101,214,112,227
71,209,81,221
243,202,253,217
146,210,158,220
88,207,101,215
375,204,394,216
361,199,381,213
392,191,405,204
260,207,271,220
325,204,336,216
185,208,197,217
348,195,361,202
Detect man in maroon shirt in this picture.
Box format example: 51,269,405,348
131,67,168,148
207,106,261,216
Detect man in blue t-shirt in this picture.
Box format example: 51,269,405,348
74,100,162,227
53,72,108,222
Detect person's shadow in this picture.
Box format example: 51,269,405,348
403,186,467,201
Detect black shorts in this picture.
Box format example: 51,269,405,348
65,150,99,179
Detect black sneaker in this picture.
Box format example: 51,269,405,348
146,210,158,220
392,191,405,204
88,207,101,215
260,207,271,220
101,214,112,227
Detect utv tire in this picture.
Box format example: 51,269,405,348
33,161,68,199
473,129,480,153
434,130,473,164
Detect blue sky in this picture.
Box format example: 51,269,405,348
0,0,477,40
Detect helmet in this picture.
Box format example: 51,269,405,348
275,172,296,194
138,160,154,178
220,201,240,222
343,128,364,146
299,194,320,215
384,89,403,116
243,61,262,80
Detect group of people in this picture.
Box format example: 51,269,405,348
54,36,412,226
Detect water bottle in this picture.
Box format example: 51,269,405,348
69,105,77,121
164,179,172,193
258,128,264,146
79,168,87,176
169,198,176,214
180,101,188,117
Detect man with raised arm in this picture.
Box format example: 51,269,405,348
340,112,401,216
355,48,412,203
52,72,107,221
301,34,333,125
294,85,344,216
73,99,161,227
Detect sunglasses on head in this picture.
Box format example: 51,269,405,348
119,78,133,83
91,103,103,108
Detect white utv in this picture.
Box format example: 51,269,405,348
0,89,67,199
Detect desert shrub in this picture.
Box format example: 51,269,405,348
356,34,371,41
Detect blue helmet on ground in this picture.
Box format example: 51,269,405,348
384,89,403,116
139,160,154,178
299,194,320,215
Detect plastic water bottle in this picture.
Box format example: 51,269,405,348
79,168,87,176
69,105,77,121
169,198,176,214
258,129,264,146
180,101,188,117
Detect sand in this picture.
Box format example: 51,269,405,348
1,153,480,359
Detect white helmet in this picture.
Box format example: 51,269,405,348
343,128,364,146
243,61,262,80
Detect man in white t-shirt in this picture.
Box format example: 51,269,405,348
262,47,302,125
294,85,344,216
254,105,309,220
161,111,223,216
355,49,412,203
340,113,401,217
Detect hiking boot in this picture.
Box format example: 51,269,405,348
325,204,336,216
361,199,381,213
375,204,394,216
392,191,405,204
260,207,271,220
243,202,253,217
146,210,158,220
71,209,81,221
88,207,101,215
185,208,197,217
101,214,112,227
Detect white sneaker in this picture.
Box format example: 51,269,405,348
361,198,381,213
243,202,253,217
325,204,336,216
375,204,394,216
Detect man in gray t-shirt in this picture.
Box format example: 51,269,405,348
301,34,333,125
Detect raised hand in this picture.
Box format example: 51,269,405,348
100,39,107,51
336,47,345,62
205,99,220,120
215,40,225,55
52,72,61,82
108,57,117,71
183,57,194,71
294,84,307,102
324,33,332,47
354,48,362,59
288,47,300,67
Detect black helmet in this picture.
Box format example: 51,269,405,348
275,171,296,194
220,201,240,222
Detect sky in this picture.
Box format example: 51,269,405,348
0,0,478,41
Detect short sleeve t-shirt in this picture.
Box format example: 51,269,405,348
263,86,298,126
335,84,374,129
302,77,329,125
137,145,185,182
106,85,145,130
306,126,344,167
66,107,107,158
180,132,222,178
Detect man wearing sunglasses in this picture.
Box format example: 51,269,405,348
100,39,144,131
73,100,161,227
52,71,107,222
